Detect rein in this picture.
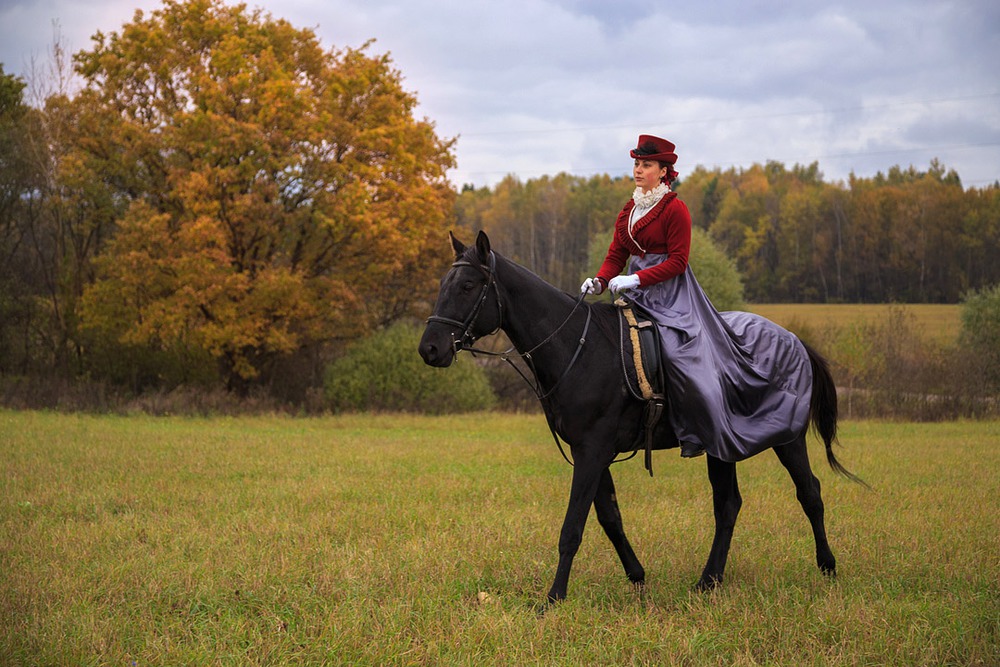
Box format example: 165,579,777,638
437,252,592,400
469,291,591,469
426,252,592,467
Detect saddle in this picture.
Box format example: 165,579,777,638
616,298,670,476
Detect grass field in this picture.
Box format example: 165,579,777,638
2,411,997,665
749,303,961,343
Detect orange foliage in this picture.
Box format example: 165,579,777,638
76,0,455,382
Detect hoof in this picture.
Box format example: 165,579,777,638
694,575,721,592
535,594,561,617
632,580,647,600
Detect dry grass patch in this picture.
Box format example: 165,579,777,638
1,412,997,665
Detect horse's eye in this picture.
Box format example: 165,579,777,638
461,281,476,292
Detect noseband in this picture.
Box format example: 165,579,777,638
425,251,503,353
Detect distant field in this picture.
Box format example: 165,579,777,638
749,303,961,343
1,411,997,666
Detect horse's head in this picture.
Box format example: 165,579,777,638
418,231,503,367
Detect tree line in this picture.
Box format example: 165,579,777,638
454,162,1000,304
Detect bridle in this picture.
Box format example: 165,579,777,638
427,251,591,397
425,251,503,354
425,250,646,469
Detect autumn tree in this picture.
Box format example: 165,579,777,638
675,165,729,232
704,164,778,302
960,185,1000,290
0,66,32,373
455,161,998,309
73,0,455,390
0,49,114,379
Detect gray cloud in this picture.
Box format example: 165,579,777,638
1,0,997,187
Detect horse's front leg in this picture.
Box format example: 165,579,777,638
697,455,742,591
593,467,645,590
544,453,607,606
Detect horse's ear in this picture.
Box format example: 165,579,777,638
449,231,465,259
475,230,491,262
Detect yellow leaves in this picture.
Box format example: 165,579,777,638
82,199,332,379
72,0,456,384
736,164,771,197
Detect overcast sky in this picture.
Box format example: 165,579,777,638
2,0,998,189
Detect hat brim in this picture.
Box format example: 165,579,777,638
630,149,677,163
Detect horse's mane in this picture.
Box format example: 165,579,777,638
481,247,620,345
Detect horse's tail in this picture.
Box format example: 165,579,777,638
805,342,870,488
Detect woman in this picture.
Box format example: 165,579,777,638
581,134,813,462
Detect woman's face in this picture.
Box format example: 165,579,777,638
633,159,667,192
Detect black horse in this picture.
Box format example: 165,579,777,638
419,231,863,606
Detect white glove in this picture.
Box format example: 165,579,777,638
580,277,604,295
609,274,641,294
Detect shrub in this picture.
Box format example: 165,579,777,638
960,283,1000,391
816,305,998,420
324,322,496,413
689,226,745,311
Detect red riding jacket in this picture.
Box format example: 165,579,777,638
595,192,692,288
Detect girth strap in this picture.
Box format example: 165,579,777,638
617,299,668,477
622,306,657,401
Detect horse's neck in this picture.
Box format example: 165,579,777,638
495,258,578,358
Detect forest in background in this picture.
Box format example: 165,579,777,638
0,0,997,410
453,161,1000,304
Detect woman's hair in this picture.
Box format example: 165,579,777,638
634,141,678,184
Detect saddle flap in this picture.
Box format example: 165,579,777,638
615,299,673,475
617,299,665,400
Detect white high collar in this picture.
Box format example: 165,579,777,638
632,182,670,210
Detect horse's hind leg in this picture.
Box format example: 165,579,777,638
698,456,742,591
593,468,645,590
773,436,836,576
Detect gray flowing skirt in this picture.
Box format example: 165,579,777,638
625,254,812,462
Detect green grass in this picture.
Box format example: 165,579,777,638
750,304,961,343
2,411,997,665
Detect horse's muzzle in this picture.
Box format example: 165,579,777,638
418,327,456,367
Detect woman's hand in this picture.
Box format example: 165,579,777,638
609,274,640,293
580,277,604,295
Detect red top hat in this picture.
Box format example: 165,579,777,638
630,134,678,164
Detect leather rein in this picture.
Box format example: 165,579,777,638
425,252,591,466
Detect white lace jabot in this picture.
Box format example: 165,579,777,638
631,183,670,210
